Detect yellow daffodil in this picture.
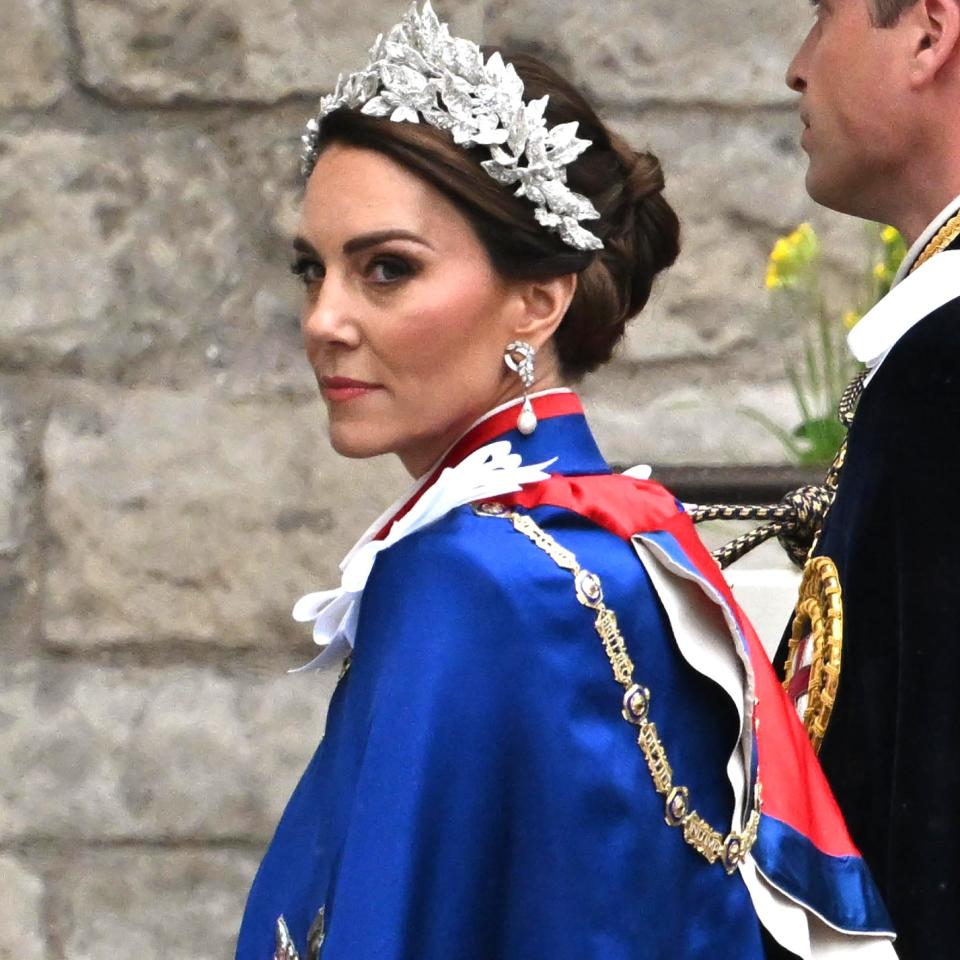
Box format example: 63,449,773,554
759,221,904,466
765,222,820,290
770,238,791,263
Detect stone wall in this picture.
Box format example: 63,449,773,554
1,0,866,956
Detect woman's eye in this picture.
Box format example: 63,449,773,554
290,259,324,285
367,256,414,284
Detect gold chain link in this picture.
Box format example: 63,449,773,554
475,502,761,874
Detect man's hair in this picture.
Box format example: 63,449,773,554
872,0,919,27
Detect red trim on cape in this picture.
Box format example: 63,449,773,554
373,392,582,541
494,472,681,535
495,473,860,860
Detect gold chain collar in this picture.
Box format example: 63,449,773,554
475,502,761,875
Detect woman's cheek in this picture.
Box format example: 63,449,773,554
396,306,466,369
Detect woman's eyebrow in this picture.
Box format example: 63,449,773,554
292,236,319,256
342,229,434,255
292,230,434,259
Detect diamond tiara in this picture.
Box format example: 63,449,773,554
299,1,604,252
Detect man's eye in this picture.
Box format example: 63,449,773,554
290,259,324,285
368,256,414,284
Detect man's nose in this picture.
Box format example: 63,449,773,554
785,37,809,93
786,60,807,93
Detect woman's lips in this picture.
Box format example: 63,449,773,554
320,376,383,402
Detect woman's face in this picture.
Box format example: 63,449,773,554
294,143,549,477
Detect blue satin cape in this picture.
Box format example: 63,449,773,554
236,410,771,959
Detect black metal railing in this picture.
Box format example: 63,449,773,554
628,465,824,507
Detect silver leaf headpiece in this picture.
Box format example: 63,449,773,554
300,1,604,252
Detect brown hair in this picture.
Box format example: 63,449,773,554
313,50,680,379
872,0,918,26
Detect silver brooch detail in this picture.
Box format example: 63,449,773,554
274,907,326,960
274,917,300,960
300,1,603,252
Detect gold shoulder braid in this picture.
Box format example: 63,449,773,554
689,214,960,752
781,557,843,755
474,501,761,874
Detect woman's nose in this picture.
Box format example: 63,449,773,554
301,276,361,348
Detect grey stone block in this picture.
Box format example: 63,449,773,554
0,855,46,960
208,107,319,400
0,117,328,397
49,848,258,960
0,128,252,385
74,0,484,104
572,108,873,467
0,391,28,559
0,382,37,658
581,374,803,467
43,384,407,646
1,660,338,842
486,0,812,109
614,108,868,371
0,0,68,110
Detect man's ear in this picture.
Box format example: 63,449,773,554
507,273,578,348
908,0,960,87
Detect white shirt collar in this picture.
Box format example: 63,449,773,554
847,250,960,384
848,194,960,385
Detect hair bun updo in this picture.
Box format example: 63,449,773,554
554,129,680,376
313,48,681,379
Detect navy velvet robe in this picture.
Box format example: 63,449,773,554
776,237,960,959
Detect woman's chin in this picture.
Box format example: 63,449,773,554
327,424,392,461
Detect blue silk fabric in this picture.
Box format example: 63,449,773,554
236,412,768,959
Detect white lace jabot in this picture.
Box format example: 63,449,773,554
291,441,556,672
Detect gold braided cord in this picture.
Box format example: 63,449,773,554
475,503,762,874
691,486,837,569
782,557,843,755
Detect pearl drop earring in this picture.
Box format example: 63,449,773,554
504,341,538,435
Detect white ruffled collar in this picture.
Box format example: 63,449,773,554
290,394,570,671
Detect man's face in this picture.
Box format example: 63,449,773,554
787,0,916,219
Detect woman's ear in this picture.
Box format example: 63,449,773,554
507,273,578,348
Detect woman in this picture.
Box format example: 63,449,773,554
236,5,894,958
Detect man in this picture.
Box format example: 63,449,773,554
777,0,960,955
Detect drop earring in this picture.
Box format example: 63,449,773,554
504,341,538,435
